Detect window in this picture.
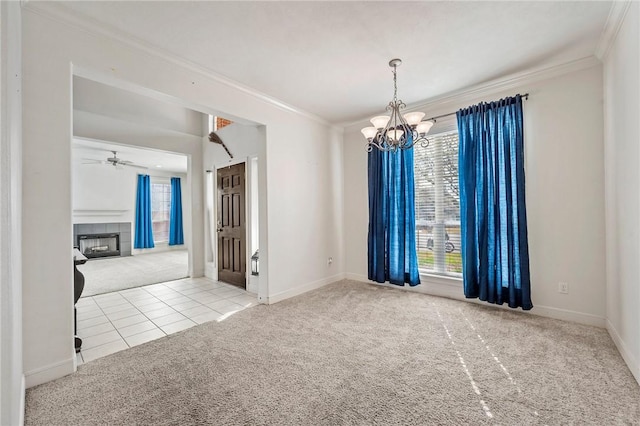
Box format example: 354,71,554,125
151,182,171,243
414,130,462,276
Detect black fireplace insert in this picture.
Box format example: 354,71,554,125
77,233,121,259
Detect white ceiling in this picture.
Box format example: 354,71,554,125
73,138,188,174
55,1,612,124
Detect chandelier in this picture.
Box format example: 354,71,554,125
361,59,434,152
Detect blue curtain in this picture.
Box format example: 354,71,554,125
134,174,154,249
457,95,532,310
169,177,184,246
368,138,420,286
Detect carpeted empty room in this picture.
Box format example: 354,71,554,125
25,281,640,425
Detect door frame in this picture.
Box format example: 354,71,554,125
211,156,259,294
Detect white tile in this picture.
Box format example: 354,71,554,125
81,330,122,350
81,339,128,363
123,292,156,302
163,296,193,306
154,291,186,302
144,306,178,320
170,300,202,311
101,302,135,314
206,300,244,314
137,301,169,313
77,322,115,338
129,296,161,307
77,314,110,330
191,294,224,305
180,305,214,319
179,287,213,296
124,328,166,347
76,308,105,321
94,294,127,304
118,320,159,338
144,286,172,295
111,313,149,329
105,307,142,321
185,290,212,300
151,312,187,327
76,297,97,308
160,319,196,334
212,287,242,298
190,311,224,325
228,294,258,307
93,292,125,302
144,283,169,291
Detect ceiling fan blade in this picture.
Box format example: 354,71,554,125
81,159,106,165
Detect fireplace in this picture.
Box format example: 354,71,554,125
78,233,120,259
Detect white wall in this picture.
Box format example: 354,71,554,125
603,2,640,384
74,76,203,137
21,5,344,387
344,62,606,326
0,2,24,424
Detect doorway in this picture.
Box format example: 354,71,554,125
217,162,246,289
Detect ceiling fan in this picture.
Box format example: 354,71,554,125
83,151,148,170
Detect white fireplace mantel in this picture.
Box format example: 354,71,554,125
73,209,129,217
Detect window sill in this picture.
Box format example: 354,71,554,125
419,271,462,287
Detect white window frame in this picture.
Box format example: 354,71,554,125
414,124,462,280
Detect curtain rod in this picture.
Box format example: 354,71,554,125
426,93,529,122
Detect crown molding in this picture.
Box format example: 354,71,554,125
21,2,339,130
595,1,632,61
341,55,601,129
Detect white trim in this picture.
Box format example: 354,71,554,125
19,375,24,426
530,305,605,328
341,56,601,128
266,273,346,304
22,2,336,130
345,275,605,327
73,209,128,217
594,1,632,60
24,357,74,388
607,319,640,386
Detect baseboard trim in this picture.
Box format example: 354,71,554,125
607,319,640,386
267,273,346,304
344,274,605,327
530,305,605,327
24,357,75,388
19,374,25,426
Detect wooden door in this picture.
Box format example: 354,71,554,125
217,163,246,288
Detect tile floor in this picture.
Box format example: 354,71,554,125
75,277,257,365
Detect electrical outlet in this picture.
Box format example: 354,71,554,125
327,257,333,266
558,282,569,294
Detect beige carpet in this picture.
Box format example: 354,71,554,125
26,280,640,425
78,250,188,297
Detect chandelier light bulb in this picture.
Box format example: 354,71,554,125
386,129,404,142
416,120,434,136
370,116,390,130
403,111,426,126
361,127,378,140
